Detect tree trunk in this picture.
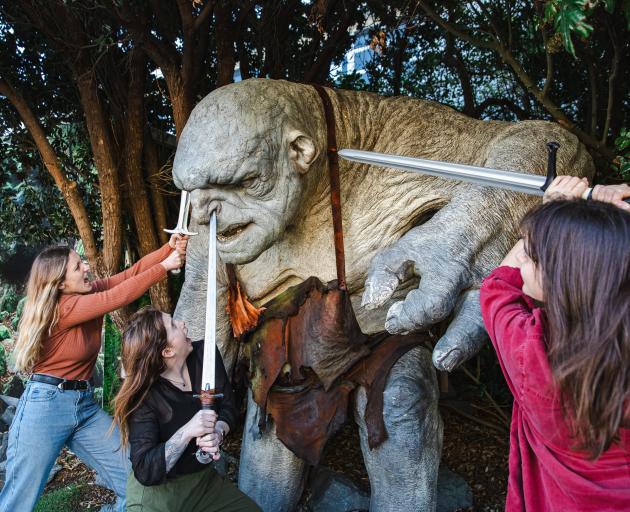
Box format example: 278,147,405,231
215,1,236,87
123,49,172,311
75,70,124,275
144,131,170,246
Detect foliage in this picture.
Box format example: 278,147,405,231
0,285,19,313
612,128,630,180
33,484,87,512
11,297,25,330
103,314,121,414
0,342,7,375
0,125,100,265
544,0,630,56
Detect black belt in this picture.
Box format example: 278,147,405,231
30,373,92,391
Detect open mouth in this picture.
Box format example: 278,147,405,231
217,222,251,243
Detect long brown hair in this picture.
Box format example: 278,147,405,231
112,306,168,447
15,246,71,372
521,199,630,459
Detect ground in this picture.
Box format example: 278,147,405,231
33,368,511,511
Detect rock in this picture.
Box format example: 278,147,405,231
93,352,104,387
0,441,58,492
0,432,8,461
0,343,6,377
437,465,473,512
0,406,15,428
0,312,8,322
0,325,10,341
0,395,19,408
2,376,24,399
309,467,370,512
10,297,25,331
46,463,62,484
306,464,471,512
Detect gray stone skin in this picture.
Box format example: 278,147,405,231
354,346,443,512
172,79,594,511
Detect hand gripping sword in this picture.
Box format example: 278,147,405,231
164,190,198,275
338,142,630,203
194,210,224,464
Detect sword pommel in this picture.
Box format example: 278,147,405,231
542,141,560,192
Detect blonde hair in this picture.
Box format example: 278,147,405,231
14,246,70,373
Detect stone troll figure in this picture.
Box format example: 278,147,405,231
172,79,593,511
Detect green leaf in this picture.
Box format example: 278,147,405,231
602,0,616,13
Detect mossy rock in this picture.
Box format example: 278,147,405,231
0,343,6,376
0,311,8,322
0,324,10,341
0,287,19,313
10,297,26,330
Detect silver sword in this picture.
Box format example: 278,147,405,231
164,190,198,275
195,210,223,464
339,144,630,203
338,143,560,196
339,145,630,203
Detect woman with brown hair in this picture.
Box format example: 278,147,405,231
113,306,259,512
480,179,630,511
0,236,186,512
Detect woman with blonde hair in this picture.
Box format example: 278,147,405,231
0,235,187,512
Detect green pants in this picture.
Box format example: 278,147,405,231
126,466,261,512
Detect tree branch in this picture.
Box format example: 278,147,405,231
475,97,530,119
418,1,499,50
417,0,614,161
194,0,216,32
601,24,620,145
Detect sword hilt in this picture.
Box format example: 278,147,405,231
542,141,560,192
194,388,223,464
544,141,630,204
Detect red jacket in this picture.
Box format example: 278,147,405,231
480,266,630,511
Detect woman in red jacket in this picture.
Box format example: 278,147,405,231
480,179,630,511
0,236,186,512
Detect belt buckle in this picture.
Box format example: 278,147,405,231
57,378,67,392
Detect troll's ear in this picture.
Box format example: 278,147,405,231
288,132,318,174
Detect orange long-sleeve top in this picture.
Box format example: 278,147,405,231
33,243,172,380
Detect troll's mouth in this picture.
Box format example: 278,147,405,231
217,222,251,242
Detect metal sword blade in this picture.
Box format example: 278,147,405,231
338,149,547,196
202,211,217,391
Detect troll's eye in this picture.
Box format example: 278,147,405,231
241,177,257,188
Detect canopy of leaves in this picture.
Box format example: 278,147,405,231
0,0,628,269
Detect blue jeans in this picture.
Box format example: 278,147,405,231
0,381,130,512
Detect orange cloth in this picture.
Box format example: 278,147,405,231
33,244,172,380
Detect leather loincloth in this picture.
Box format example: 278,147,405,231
240,276,428,466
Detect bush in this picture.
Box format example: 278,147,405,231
0,343,6,376
0,285,19,313
0,324,10,341
103,315,122,414
11,297,26,331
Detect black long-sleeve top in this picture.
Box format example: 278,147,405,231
128,340,238,486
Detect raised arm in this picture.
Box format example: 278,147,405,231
92,234,188,292
58,251,184,329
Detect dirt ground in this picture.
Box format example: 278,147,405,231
41,379,511,511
